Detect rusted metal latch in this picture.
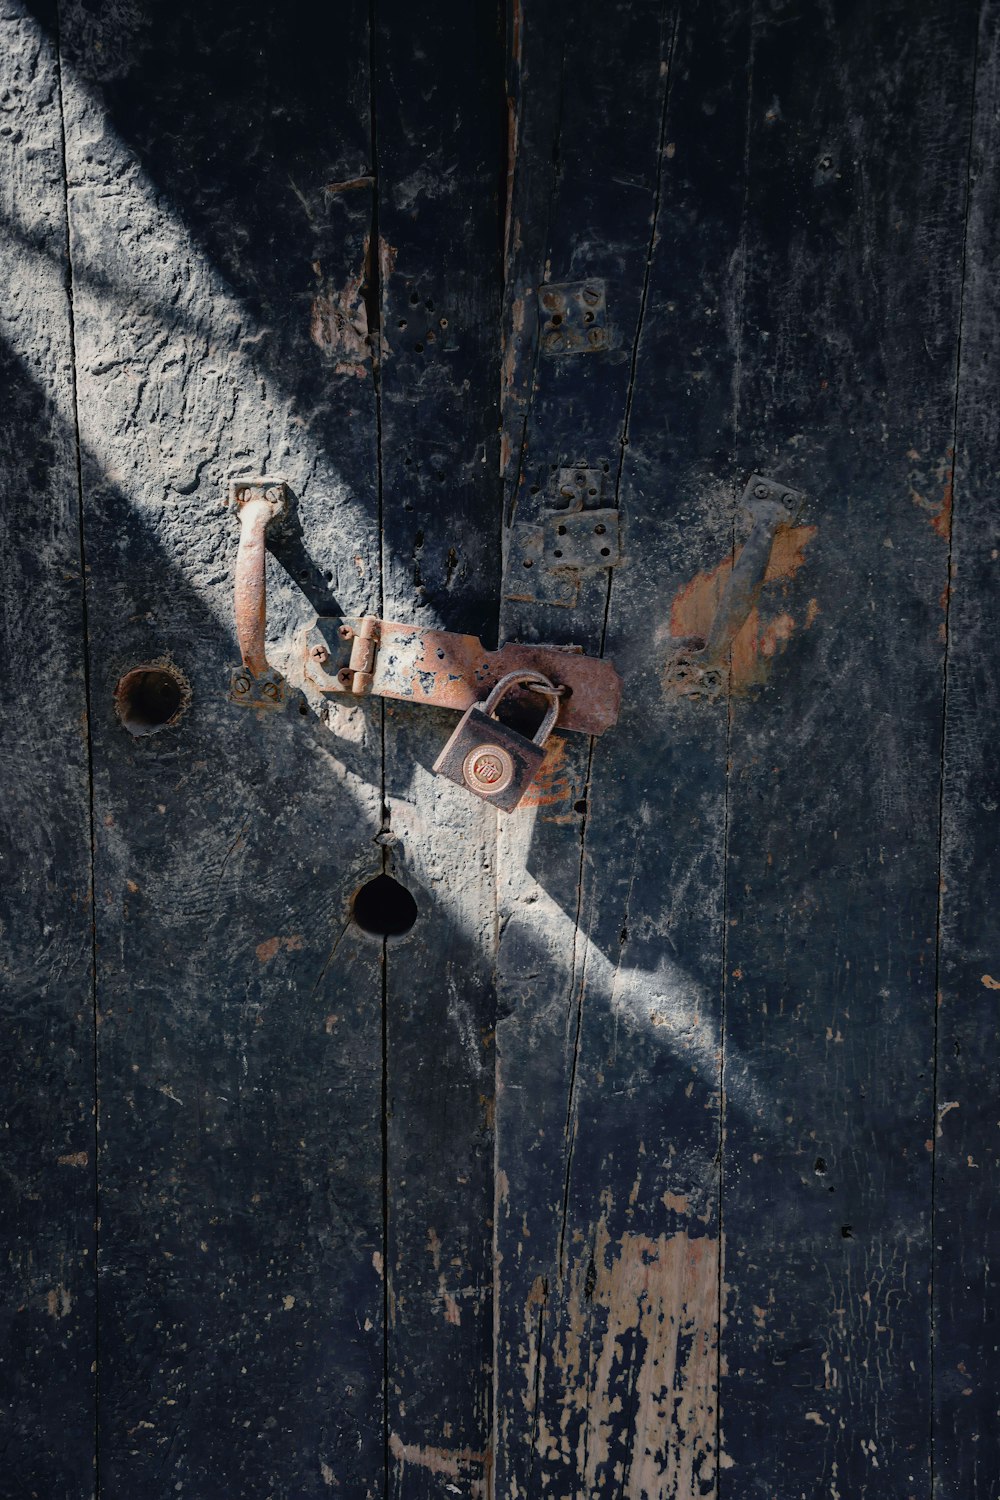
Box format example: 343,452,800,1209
225,476,621,734
665,474,805,701
303,616,621,736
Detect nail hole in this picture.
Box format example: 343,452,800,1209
298,703,309,716
814,1158,827,1175
594,523,606,535
588,487,597,496
557,524,567,535
553,549,563,558
522,558,533,568
550,313,562,325
439,317,448,328
573,799,587,814
529,485,540,494
840,1225,854,1240
409,291,419,304
398,319,407,328
414,342,424,353
437,648,446,659
600,547,611,556
115,664,188,737
325,569,333,581
425,298,435,311
352,873,418,938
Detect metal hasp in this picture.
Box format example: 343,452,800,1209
432,670,563,811
304,617,621,736
227,476,289,708
539,280,608,354
665,473,805,701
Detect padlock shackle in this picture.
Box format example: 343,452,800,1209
482,670,561,747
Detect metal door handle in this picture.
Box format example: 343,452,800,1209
228,477,289,707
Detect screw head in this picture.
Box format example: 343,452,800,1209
588,327,606,347
754,483,770,499
233,672,251,695
338,624,354,641
337,668,353,687
310,644,330,664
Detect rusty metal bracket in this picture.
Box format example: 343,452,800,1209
665,473,805,702
304,617,621,736
539,280,608,355
226,476,289,709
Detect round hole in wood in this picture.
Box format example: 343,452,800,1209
352,874,418,938
115,663,188,736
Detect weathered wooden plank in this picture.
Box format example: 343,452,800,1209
720,2,976,1493
372,3,505,1491
500,0,672,658
494,1,751,1493
0,4,96,1491
934,4,1000,1492
57,2,388,1491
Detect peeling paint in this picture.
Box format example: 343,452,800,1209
388,1434,486,1495
522,1220,720,1496
310,248,370,376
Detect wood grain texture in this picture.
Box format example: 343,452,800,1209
934,3,1000,1493
494,1,750,1494
0,4,96,1492
56,1,387,1491
372,3,505,1491
720,2,976,1494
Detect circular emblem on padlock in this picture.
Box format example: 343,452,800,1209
462,742,515,796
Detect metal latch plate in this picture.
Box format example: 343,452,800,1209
304,618,621,736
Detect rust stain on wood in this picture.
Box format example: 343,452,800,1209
669,523,817,692
519,737,576,810
255,934,304,964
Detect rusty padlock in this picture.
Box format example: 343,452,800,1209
432,670,562,812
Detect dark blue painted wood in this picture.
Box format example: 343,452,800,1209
372,2,506,1492
0,6,96,1491
721,2,976,1494
494,1,750,1493
56,1,387,1493
935,4,1000,1493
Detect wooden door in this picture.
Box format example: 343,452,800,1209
3,2,999,1497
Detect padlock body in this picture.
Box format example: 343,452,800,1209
432,706,546,811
